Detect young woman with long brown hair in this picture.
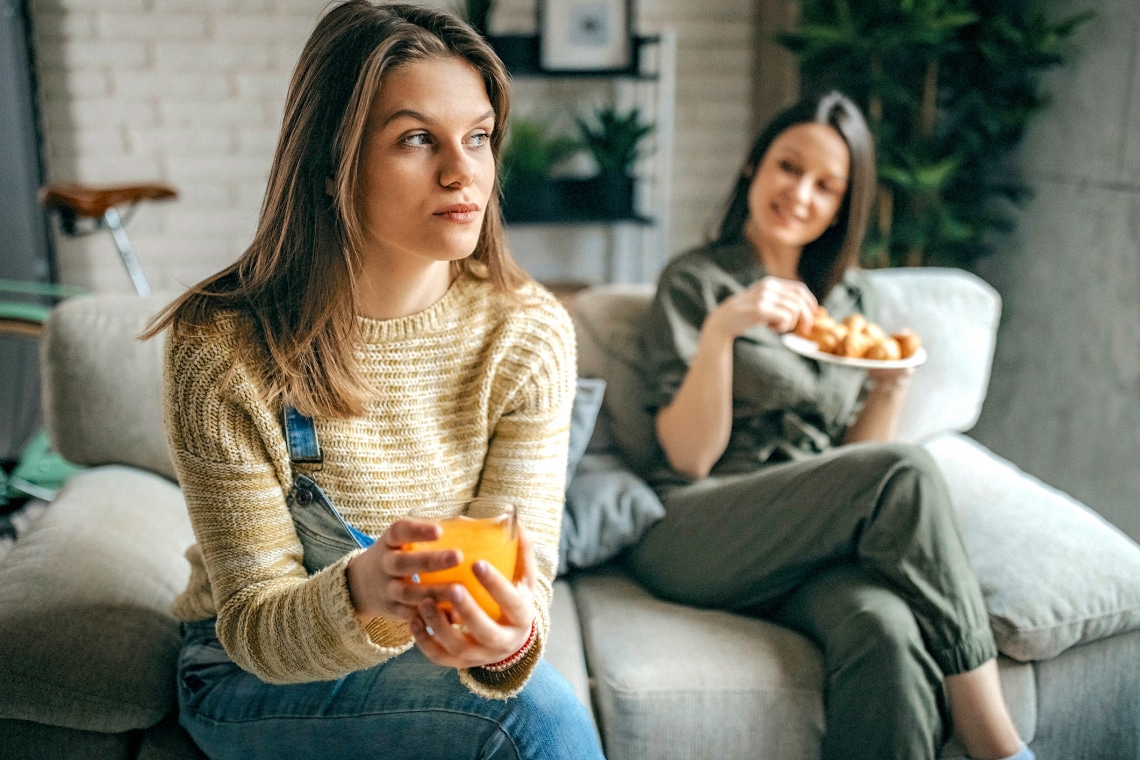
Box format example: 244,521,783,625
629,92,1032,760
144,3,604,758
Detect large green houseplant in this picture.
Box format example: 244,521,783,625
779,0,1093,268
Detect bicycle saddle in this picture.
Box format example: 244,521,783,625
38,182,177,220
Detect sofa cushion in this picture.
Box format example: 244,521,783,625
572,567,1037,760
572,284,659,476
559,453,665,575
568,377,606,483
42,292,177,481
136,709,209,760
0,718,134,759
0,466,193,732
1030,628,1140,760
545,579,595,723
573,567,826,760
868,268,1000,443
927,434,1140,661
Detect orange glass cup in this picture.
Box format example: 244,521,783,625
404,497,519,622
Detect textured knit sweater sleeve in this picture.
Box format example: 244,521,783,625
460,291,577,698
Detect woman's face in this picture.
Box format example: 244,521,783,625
357,55,496,271
744,122,850,260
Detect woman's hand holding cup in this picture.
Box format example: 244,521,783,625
408,522,538,670
346,497,536,669
345,515,458,626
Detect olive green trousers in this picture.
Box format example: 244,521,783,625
626,442,997,760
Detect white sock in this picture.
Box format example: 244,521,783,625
970,743,1034,760
995,743,1034,760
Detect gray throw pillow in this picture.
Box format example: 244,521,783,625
928,435,1140,661
559,452,666,575
568,378,606,484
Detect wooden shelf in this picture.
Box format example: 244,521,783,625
501,176,651,226
489,30,677,283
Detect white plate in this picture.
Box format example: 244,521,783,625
781,334,927,369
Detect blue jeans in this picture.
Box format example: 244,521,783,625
177,619,605,760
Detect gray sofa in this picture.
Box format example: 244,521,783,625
2,268,1139,759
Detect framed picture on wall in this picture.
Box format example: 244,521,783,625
539,0,633,72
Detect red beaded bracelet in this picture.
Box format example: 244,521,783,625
482,619,537,673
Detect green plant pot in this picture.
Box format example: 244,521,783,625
502,177,563,223
563,174,635,219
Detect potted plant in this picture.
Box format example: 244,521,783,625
572,105,654,218
499,117,582,222
778,0,1093,269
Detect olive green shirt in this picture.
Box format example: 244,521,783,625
641,242,878,486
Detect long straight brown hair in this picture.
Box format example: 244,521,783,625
711,91,875,299
142,1,528,418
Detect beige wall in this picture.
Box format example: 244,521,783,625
30,0,768,292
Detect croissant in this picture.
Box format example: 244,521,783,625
892,329,922,359
799,308,922,361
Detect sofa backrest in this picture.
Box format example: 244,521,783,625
42,292,177,480
871,268,1001,442
572,267,1001,475
41,268,1000,481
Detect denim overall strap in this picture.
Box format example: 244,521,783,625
282,406,323,464
282,406,373,574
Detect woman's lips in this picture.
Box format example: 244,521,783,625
434,203,481,222
769,202,807,227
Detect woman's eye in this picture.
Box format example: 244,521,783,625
779,159,800,175
402,133,432,148
468,131,492,148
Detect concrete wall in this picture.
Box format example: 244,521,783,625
28,0,758,293
970,0,1140,541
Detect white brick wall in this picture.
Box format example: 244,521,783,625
30,0,763,292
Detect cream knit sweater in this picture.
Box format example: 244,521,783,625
164,273,575,699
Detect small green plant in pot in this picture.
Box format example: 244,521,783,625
573,106,654,217
500,117,581,222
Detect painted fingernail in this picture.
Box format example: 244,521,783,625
411,573,421,584
425,625,435,636
473,560,488,574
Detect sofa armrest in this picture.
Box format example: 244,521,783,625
0,466,193,732
925,434,1140,661
866,268,1001,442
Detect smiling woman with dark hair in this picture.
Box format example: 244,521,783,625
142,3,605,759
629,92,1032,760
